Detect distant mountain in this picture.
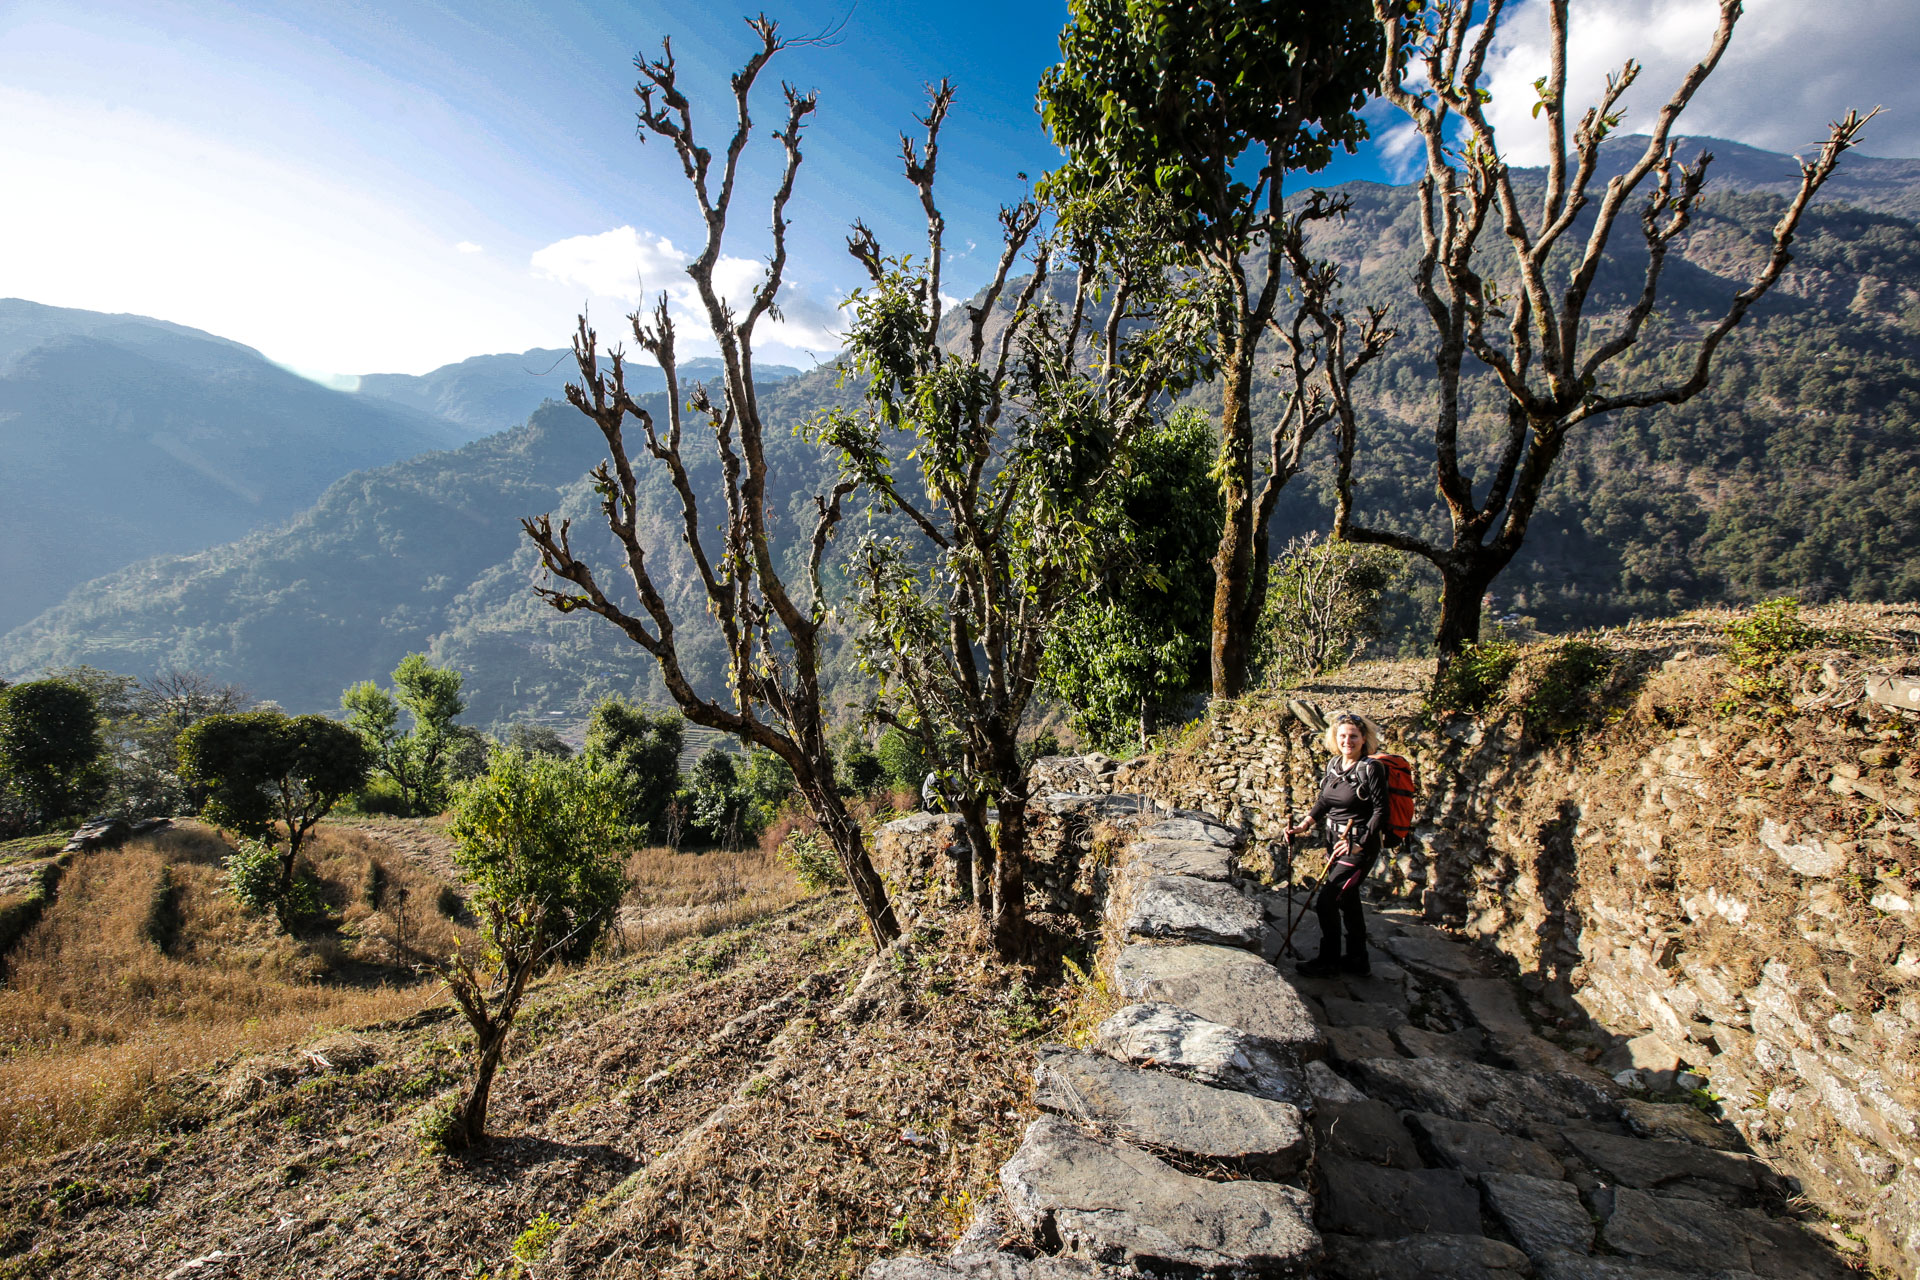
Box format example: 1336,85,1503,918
0,300,470,633
6,137,1920,715
354,350,806,440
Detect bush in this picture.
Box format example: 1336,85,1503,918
0,680,103,827
1256,534,1399,688
223,837,284,913
775,830,844,891
1427,640,1521,718
1719,597,1832,711
1516,640,1614,740
875,729,929,791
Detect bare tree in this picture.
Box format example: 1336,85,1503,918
1336,0,1874,672
820,84,1194,951
520,18,899,946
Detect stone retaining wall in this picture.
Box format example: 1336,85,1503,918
1119,652,1920,1276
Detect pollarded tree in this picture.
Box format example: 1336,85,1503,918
436,749,628,1149
1334,0,1873,671
818,85,1196,950
1039,0,1388,698
175,711,370,899
0,679,103,827
520,19,901,945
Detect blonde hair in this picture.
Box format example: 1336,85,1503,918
1322,711,1382,756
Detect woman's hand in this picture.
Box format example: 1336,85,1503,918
1286,821,1312,838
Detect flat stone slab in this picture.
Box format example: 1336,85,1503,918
1383,932,1491,979
1094,1003,1311,1109
1304,1059,1367,1104
1321,996,1408,1030
1317,1157,1481,1237
1600,1189,1850,1280
1312,1099,1421,1170
1349,1057,1615,1132
1127,838,1235,881
1406,1112,1565,1179
1111,944,1324,1061
1326,1025,1399,1063
1000,1116,1321,1275
1032,1046,1311,1177
1563,1128,1760,1191
1618,1099,1742,1150
1138,818,1243,849
1393,1025,1489,1061
1323,1233,1531,1280
1122,876,1264,948
1480,1172,1594,1258
867,1255,1129,1279
1535,1254,1762,1280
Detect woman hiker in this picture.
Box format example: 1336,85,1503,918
1286,710,1387,977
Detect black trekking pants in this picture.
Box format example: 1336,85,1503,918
1313,835,1379,958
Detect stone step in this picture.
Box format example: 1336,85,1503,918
1347,1056,1615,1135
1093,1002,1312,1108
1136,817,1243,849
1125,838,1234,881
999,1116,1321,1276
1322,1232,1531,1280
1111,943,1324,1062
1032,1046,1311,1177
866,1253,1131,1279
1120,875,1264,948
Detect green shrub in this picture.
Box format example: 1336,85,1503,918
224,837,285,913
1519,640,1614,740
1427,640,1521,717
776,830,844,891
1721,597,1823,711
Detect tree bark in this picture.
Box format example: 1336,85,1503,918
1210,332,1258,699
810,782,899,944
450,1023,507,1149
960,795,993,916
990,791,1028,958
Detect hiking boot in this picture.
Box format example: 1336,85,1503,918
1296,952,1340,978
1340,946,1371,976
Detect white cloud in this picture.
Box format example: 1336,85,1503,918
455,241,483,254
1476,0,1920,165
528,225,846,359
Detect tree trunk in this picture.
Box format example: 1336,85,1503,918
960,796,993,916
1210,334,1258,699
814,785,900,946
1433,555,1500,677
450,1023,508,1149
990,791,1027,958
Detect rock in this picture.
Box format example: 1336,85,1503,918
1322,1233,1530,1280
1110,944,1324,1061
1561,1129,1760,1191
64,816,132,852
999,1117,1321,1274
1534,1254,1760,1280
1758,818,1847,878
129,816,172,837
1121,876,1264,949
1305,1060,1367,1105
1406,1112,1565,1179
1479,1172,1594,1258
1321,996,1408,1030
1137,817,1244,850
867,1255,1128,1279
870,814,972,909
1326,1025,1399,1063
1312,1099,1421,1170
1618,1099,1742,1150
1349,1057,1614,1132
1316,1157,1481,1236
1393,1025,1488,1062
1454,978,1533,1039
1383,932,1490,979
1127,838,1234,881
1599,1188,1754,1272
1093,1003,1310,1109
1866,674,1920,715
1032,1047,1311,1177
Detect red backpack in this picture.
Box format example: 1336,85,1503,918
1370,753,1417,843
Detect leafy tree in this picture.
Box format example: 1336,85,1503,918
1334,0,1872,676
175,711,370,901
1042,407,1221,754
1254,532,1399,687
1040,0,1388,697
875,728,929,793
47,665,252,819
341,653,468,814
522,20,902,944
583,698,683,838
836,734,885,799
0,679,103,827
818,84,1191,951
436,749,628,1149
684,746,749,848
505,723,573,759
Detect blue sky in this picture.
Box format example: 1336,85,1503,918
1,0,1913,377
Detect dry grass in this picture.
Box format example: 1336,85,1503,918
607,844,807,957
0,823,449,1162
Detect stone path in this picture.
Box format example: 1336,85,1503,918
869,804,1855,1280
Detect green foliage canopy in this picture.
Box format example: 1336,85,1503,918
583,698,683,838
340,653,468,815
0,679,103,826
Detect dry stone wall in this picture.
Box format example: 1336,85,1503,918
1122,636,1920,1276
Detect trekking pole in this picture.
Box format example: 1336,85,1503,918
1277,830,1299,960
1279,818,1348,960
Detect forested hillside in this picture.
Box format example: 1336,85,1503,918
0,301,470,633
4,137,1917,717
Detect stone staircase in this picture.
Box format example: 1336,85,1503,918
867,795,1857,1280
